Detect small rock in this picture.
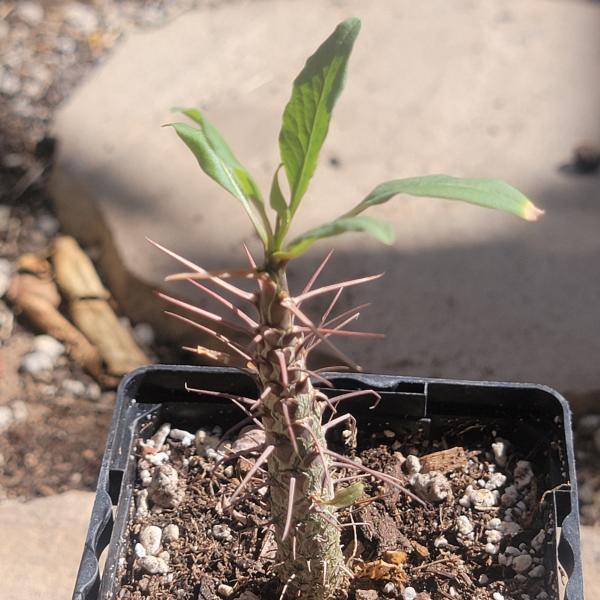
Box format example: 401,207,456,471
0,259,11,297
170,428,195,447
138,555,169,575
478,574,489,585
487,517,502,530
149,464,183,508
196,428,221,457
133,322,155,346
63,378,86,396
492,440,507,466
16,2,44,26
383,429,395,438
531,529,545,551
218,584,234,597
0,71,20,96
134,543,146,558
514,461,534,490
405,454,421,474
135,489,149,519
501,485,519,507
456,515,474,536
513,554,533,573
355,591,378,600
469,487,498,510
152,422,172,448
158,550,170,563
383,582,396,595
485,529,502,544
212,523,233,542
237,592,259,600
411,471,451,502
403,587,417,600
0,407,14,432
139,525,162,555
86,382,102,401
163,524,180,542
528,565,545,578
65,2,99,34
492,593,504,600
433,535,448,548
32,335,65,359
147,452,170,466
21,351,54,375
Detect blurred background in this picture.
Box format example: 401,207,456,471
0,0,599,598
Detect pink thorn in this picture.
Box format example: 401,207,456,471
281,476,296,542
187,279,258,329
275,350,289,388
146,238,255,302
165,311,252,361
293,272,384,304
318,287,343,327
158,292,251,334
301,249,334,295
242,243,257,269
322,412,355,432
225,445,274,508
281,400,299,455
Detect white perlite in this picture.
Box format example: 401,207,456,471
218,584,234,597
139,525,162,556
456,515,474,536
163,524,180,542
410,471,451,502
492,441,508,466
492,593,505,600
169,428,195,447
138,555,169,574
402,587,417,600
405,454,421,474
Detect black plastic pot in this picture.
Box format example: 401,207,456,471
73,365,584,600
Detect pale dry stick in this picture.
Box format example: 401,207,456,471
224,444,275,508
183,385,258,406
212,443,266,472
242,243,258,269
326,450,427,507
159,291,253,334
293,273,383,304
301,249,334,295
281,476,297,542
187,279,259,329
315,390,339,414
279,574,296,600
166,311,253,362
326,389,382,412
148,238,256,302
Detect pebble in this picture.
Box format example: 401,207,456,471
0,407,14,432
0,259,11,297
478,574,489,585
63,378,86,396
138,555,169,575
500,485,519,507
383,429,395,438
383,582,396,595
513,554,533,573
528,565,545,578
170,428,195,447
135,489,149,519
492,593,504,600
133,322,155,346
491,440,507,466
410,471,451,502
405,454,421,474
65,2,99,34
403,587,417,600
212,523,233,542
469,487,498,510
139,525,162,555
217,584,234,597
456,515,474,536
196,429,220,457
0,71,20,96
147,452,170,466
152,422,172,449
513,461,534,490
86,382,102,401
163,524,180,542
531,529,545,551
32,335,65,360
134,543,146,558
21,351,54,375
433,535,448,548
16,2,44,26
149,464,183,508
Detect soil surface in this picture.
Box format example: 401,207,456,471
117,416,560,600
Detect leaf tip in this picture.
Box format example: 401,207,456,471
523,202,545,222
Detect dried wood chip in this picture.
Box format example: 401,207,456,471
419,447,468,474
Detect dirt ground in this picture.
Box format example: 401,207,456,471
0,0,598,582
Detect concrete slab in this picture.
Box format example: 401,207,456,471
49,0,600,393
582,525,600,599
0,491,93,600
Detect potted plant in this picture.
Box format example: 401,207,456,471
73,18,583,600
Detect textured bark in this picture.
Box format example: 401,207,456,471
254,268,347,599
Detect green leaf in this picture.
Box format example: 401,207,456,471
269,164,289,221
346,175,544,222
168,109,272,247
279,17,361,215
277,215,394,259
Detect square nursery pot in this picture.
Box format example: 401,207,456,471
73,365,584,600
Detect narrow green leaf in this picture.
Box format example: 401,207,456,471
279,17,361,215
278,215,394,259
346,175,544,222
269,164,289,221
168,109,272,247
